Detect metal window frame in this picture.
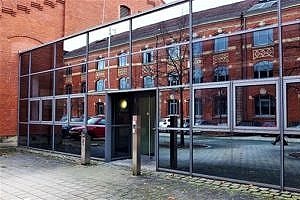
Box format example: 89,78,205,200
232,78,279,133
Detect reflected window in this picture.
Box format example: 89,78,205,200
255,94,275,116
142,50,154,64
254,29,273,47
120,5,131,18
214,95,227,116
168,73,179,86
65,67,72,75
81,82,86,93
97,58,105,70
193,68,203,83
65,84,72,94
214,36,228,53
118,53,128,67
194,98,203,116
254,61,273,78
96,102,105,115
119,77,130,89
143,76,154,88
96,80,105,91
214,66,228,82
168,45,180,60
193,42,202,57
81,63,87,73
168,99,178,115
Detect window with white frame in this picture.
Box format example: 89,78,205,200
168,45,180,60
97,58,105,70
66,67,72,75
143,76,154,88
253,29,273,47
254,61,273,78
214,36,228,53
119,77,130,89
214,66,229,82
95,79,105,91
194,98,203,116
65,84,72,94
120,5,131,18
168,99,178,115
118,52,127,67
168,73,179,86
193,68,203,83
81,63,87,73
254,94,275,116
142,50,154,64
96,102,105,115
81,82,86,93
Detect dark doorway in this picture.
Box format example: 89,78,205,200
110,91,156,160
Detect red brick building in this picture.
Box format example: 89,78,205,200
0,0,164,139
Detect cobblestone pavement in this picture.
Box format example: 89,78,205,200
0,149,300,200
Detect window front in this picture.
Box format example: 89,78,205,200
214,95,227,116
95,80,105,92
253,29,273,47
96,102,105,115
65,84,72,94
81,82,86,93
254,61,273,78
168,73,179,86
193,42,202,57
66,67,72,75
168,99,178,115
193,68,203,83
120,5,131,18
81,64,87,73
214,66,228,82
142,50,154,64
214,37,228,52
194,98,203,116
97,58,105,70
255,94,275,116
143,76,154,88
119,77,130,89
118,53,127,67
168,45,180,60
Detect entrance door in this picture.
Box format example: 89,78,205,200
137,94,155,157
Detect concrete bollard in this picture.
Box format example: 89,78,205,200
81,128,90,165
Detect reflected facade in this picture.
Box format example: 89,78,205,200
19,0,300,191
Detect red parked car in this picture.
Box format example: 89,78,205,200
69,116,106,140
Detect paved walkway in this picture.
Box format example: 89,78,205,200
0,148,300,200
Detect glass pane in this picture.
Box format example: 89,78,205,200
87,62,107,93
42,100,52,121
282,23,300,77
31,72,53,97
31,45,54,73
18,124,27,146
87,95,105,158
19,100,28,122
159,88,189,128
193,131,280,185
194,87,228,126
56,34,87,68
235,84,277,127
30,100,39,121
20,76,29,99
54,125,81,155
20,53,29,75
29,124,52,150
55,99,67,122
158,130,190,172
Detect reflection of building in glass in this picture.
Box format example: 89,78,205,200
18,0,300,191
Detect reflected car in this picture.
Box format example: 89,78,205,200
69,117,106,140
61,116,85,138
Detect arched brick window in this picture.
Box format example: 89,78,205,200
120,5,131,18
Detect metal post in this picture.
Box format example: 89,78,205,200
27,52,32,147
188,0,193,175
52,43,56,151
155,88,159,170
129,19,133,89
105,93,112,162
277,0,285,191
81,128,90,165
132,115,141,176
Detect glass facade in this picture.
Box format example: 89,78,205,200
19,0,300,191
